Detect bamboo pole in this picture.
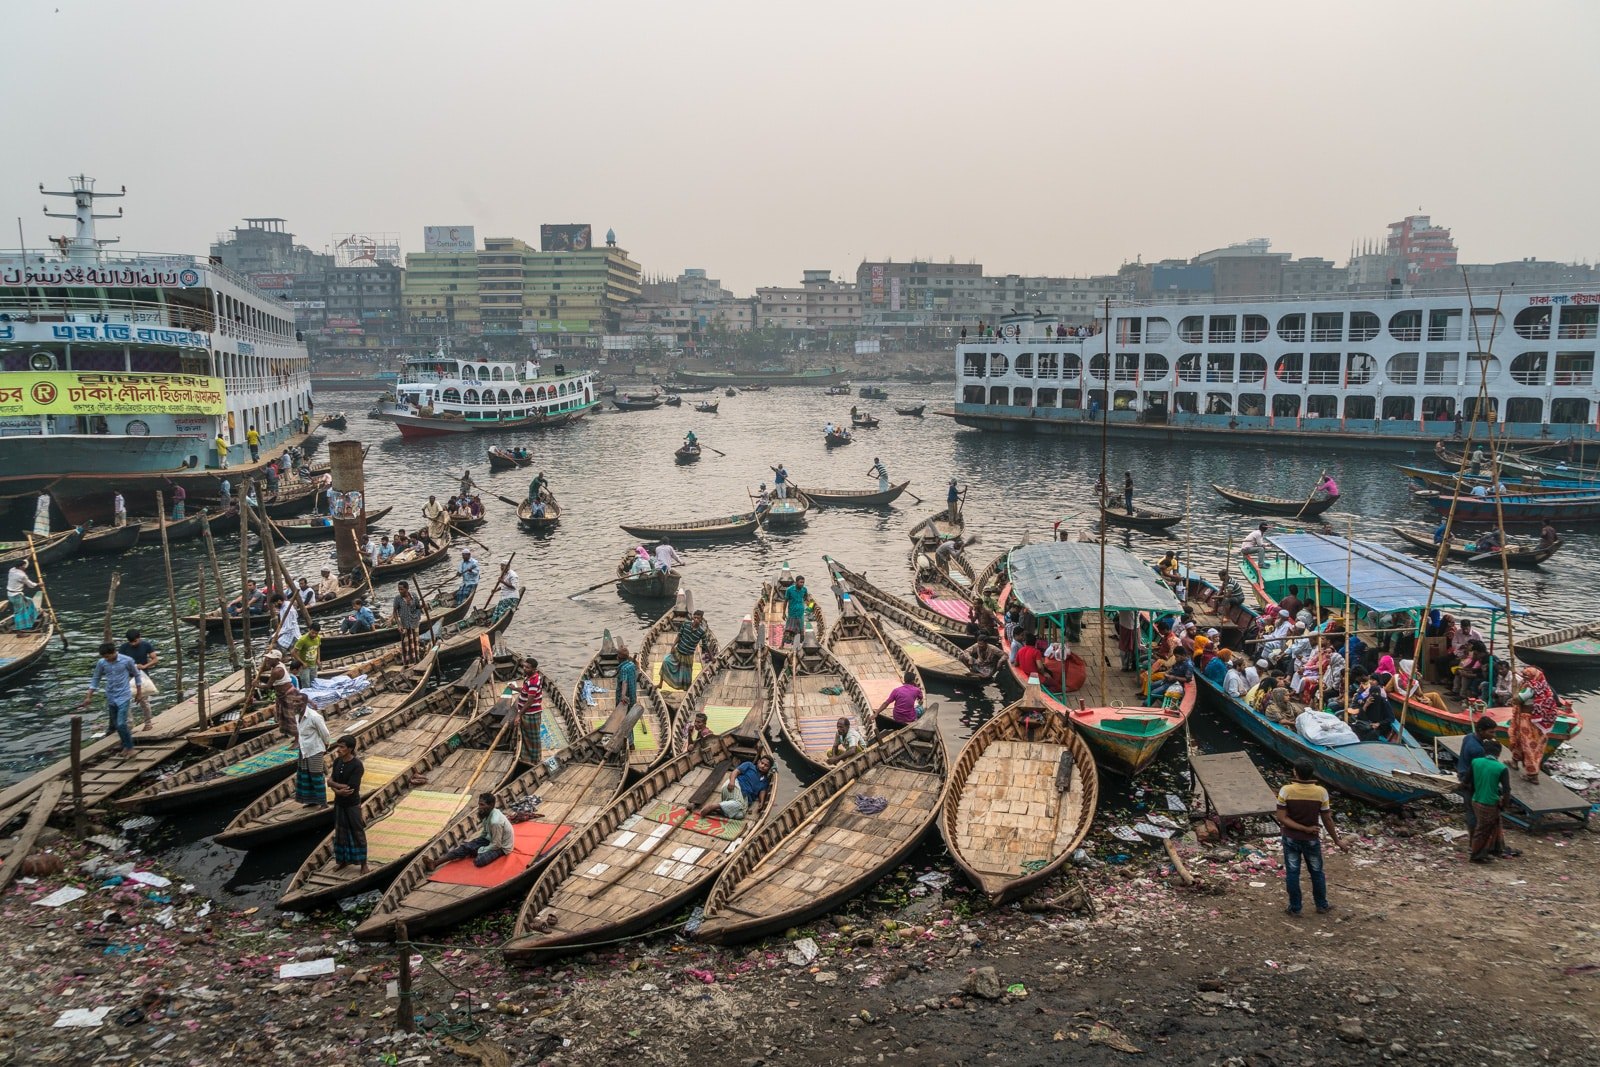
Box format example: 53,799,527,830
1097,296,1110,708
25,535,65,651
236,481,253,664
155,493,186,699
200,519,238,669
194,565,210,731
69,715,84,837
1342,520,1354,717
99,570,120,645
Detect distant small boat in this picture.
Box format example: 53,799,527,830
894,404,926,417
725,387,738,397
693,400,720,414
675,442,703,464
858,386,889,400
614,394,665,412
319,412,348,431
850,413,880,428
824,428,853,447
1213,483,1338,517
487,446,533,471
662,394,682,407
1515,620,1600,670
824,385,851,396
1097,498,1184,532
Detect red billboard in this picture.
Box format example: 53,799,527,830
540,224,592,252
249,272,294,290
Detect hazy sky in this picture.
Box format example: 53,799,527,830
6,1,1598,293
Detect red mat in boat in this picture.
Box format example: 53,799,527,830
916,591,970,622
427,821,572,887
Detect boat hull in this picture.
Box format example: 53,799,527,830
391,407,591,438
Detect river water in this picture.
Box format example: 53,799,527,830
7,385,1599,894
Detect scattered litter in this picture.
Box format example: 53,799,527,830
1166,794,1188,812
786,937,820,966
117,815,159,833
1087,1021,1142,1054
1109,826,1143,843
1006,982,1028,998
1425,827,1468,843
33,887,87,908
53,1007,112,1028
1133,822,1174,840
127,871,172,888
85,835,129,851
278,958,337,979
915,871,952,888
682,905,704,936
1561,963,1600,977
338,890,381,913
1146,813,1180,831
1248,881,1267,888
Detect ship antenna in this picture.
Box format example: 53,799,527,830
40,175,125,263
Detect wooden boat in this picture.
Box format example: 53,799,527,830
320,412,348,431
0,595,53,688
638,593,719,711
260,482,322,519
761,492,810,529
133,509,213,543
351,717,628,937
445,510,487,534
822,555,975,646
939,682,1098,904
1516,622,1600,670
183,578,367,636
774,637,878,771
695,716,945,944
487,446,533,471
792,481,910,507
875,613,984,684
572,630,673,777
663,394,682,407
823,384,850,396
823,595,922,719
266,505,394,543
216,669,506,851
823,429,853,447
317,593,471,658
754,562,825,660
77,522,141,555
725,387,738,397
894,404,926,417
1424,489,1600,525
1155,565,1261,651
1098,498,1183,532
516,492,561,532
1391,525,1560,568
850,413,880,428
672,616,775,754
615,552,682,600
693,400,720,414
370,525,451,580
0,528,81,571
908,510,963,546
614,394,664,412
1396,464,1597,496
501,721,773,965
1194,674,1449,808
859,386,889,400
618,510,759,541
674,442,703,464
116,656,436,815
911,543,978,627
1212,483,1338,517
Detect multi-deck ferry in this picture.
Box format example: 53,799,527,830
374,344,597,438
0,177,312,525
948,287,1600,451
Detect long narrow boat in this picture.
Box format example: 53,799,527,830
794,481,910,507
823,594,921,716
316,593,470,658
1157,564,1261,651
1397,464,1598,495
638,593,720,711
908,510,963,546
183,579,367,636
1212,483,1338,517
1391,525,1560,568
1508,621,1600,670
1194,673,1449,807
260,483,322,519
672,617,775,754
115,655,436,815
894,404,926,417
692,400,720,414
939,682,1098,904
516,492,561,532
773,638,878,771
320,412,348,431
695,716,947,944
754,562,825,660
761,493,810,530
216,666,508,851
0,529,81,571
501,720,773,965
133,510,214,543
823,555,974,646
572,630,673,777
618,511,759,541
487,446,533,471
1424,489,1600,525
614,394,665,412
77,523,141,555
0,595,53,688
370,524,452,580
911,543,978,626
872,613,985,684
1098,499,1183,532
268,505,394,543
615,552,682,600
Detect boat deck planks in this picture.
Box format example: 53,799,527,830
66,740,189,812
953,738,1086,879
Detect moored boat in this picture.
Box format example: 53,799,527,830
754,562,825,660
1212,483,1339,517
0,529,81,571
0,595,54,689
614,394,664,412
822,555,974,646
571,630,673,777
77,522,141,555
773,637,878,772
133,510,214,543
1423,489,1600,525
1515,621,1600,670
672,616,774,753
618,510,759,541
908,510,963,546
911,541,979,626
264,505,393,544
823,594,922,720
1391,525,1560,568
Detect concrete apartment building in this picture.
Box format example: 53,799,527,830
757,269,861,331
401,251,480,336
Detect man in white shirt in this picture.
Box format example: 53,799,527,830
273,593,301,651
6,562,40,631
492,566,520,605
1264,610,1294,658
1239,522,1270,561
1224,656,1247,698
315,567,341,601
112,491,127,527
429,792,516,868
296,576,318,609
654,539,685,574
294,695,332,807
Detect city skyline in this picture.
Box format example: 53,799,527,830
5,1,1599,293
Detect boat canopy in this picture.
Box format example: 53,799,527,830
1269,533,1527,616
1008,542,1180,617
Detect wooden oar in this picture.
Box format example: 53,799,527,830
703,445,728,458
1292,470,1328,520
568,575,619,601
493,493,524,510
904,488,924,505
25,533,66,651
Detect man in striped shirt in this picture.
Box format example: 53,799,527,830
1275,760,1346,916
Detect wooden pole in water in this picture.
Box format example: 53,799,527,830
99,570,120,644
329,440,368,579
1097,296,1111,708
155,492,186,700
236,480,253,665
69,715,84,837
194,565,210,731
396,922,415,1033
201,520,239,670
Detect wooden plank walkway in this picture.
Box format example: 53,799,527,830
1434,734,1591,832
1191,751,1278,831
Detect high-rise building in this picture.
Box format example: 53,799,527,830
1386,214,1458,278
402,251,481,335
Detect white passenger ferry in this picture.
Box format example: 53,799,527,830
0,176,312,524
949,287,1600,450
376,344,597,438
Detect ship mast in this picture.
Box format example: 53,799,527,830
41,175,125,263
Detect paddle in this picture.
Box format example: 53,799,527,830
703,445,728,458
1292,470,1328,520
568,576,618,601
493,493,524,510
904,488,924,505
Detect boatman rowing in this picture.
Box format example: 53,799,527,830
868,457,889,494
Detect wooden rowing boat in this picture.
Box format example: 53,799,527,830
638,593,719,712
761,492,810,529
694,716,946,944
939,682,1098,904
370,524,451,580
0,528,80,571
674,443,702,464
615,552,682,600
908,510,963,546
823,429,853,447
672,617,775,754
267,505,395,543
613,394,664,411
822,595,921,720
572,631,673,777
859,386,889,400
822,555,974,646
77,523,141,555
1396,464,1597,495
774,637,878,772
350,718,626,937
618,510,759,541
754,562,825,660
894,404,926,417
184,579,367,636
320,412,348,431
850,413,880,428
501,720,773,965
693,400,719,414
1156,564,1261,650
517,491,561,532
911,544,978,627
134,510,212,543
116,655,436,815
1098,498,1183,532
1391,525,1560,567
446,510,486,533
0,595,52,689
793,481,910,507
487,446,533,470
1514,620,1600,670
317,592,470,658
1212,483,1338,517
826,570,985,683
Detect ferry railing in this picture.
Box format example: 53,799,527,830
0,294,215,333
1277,329,1306,342
1391,327,1423,341
1309,329,1343,342
1557,323,1598,339
1427,326,1463,341
1514,325,1552,340
1207,330,1237,343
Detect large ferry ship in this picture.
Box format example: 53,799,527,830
375,345,596,438
0,177,312,525
947,287,1600,451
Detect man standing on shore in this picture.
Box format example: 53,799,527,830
1275,759,1344,915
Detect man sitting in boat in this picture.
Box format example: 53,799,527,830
341,599,375,634
826,716,866,764
1156,551,1181,586
376,536,396,563
430,792,516,870
1216,570,1246,612
314,568,341,602
413,524,440,553
653,539,685,574
875,671,925,726
1472,529,1502,554
1538,521,1559,550
227,580,268,618
958,636,1004,681
1239,523,1271,563
681,711,713,748
697,754,776,821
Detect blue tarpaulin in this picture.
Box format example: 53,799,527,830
1268,533,1527,616
1007,541,1182,616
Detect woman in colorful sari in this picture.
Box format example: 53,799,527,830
514,658,545,759
1510,666,1563,782
660,610,712,692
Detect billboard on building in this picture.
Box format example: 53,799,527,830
854,340,880,355
248,273,294,290
332,233,402,267
423,226,476,253
870,265,885,306
540,224,592,252
889,277,902,312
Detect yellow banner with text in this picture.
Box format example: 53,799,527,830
0,372,227,416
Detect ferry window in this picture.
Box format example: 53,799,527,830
1237,393,1265,416
1421,396,1456,421
1087,389,1108,410
1113,354,1139,381
988,386,1009,405
1178,316,1204,344
1013,387,1033,407
1142,354,1169,381
1505,397,1543,424
1115,318,1141,344
963,354,984,377
1237,354,1266,383
1241,315,1269,343
1348,311,1380,342
1551,397,1590,424
1427,309,1462,342
1423,353,1459,385
1208,316,1236,344
1386,353,1419,384
1306,395,1338,419
1346,353,1375,385
1015,353,1034,378
1276,314,1305,343
1382,396,1415,420
1113,390,1137,410
1470,308,1505,345
1308,353,1340,385
1173,391,1197,415
1198,353,1229,382
1205,393,1232,415
1271,395,1300,418
464,389,480,404
1388,310,1422,342
1037,388,1058,407
962,385,986,404
988,352,1008,376
1559,306,1598,340
1344,396,1376,420
1036,352,1059,379
1466,353,1501,384
1510,352,1547,385
1273,354,1304,383
1088,353,1108,381
1144,317,1171,342
1177,353,1202,382
1310,313,1342,343
1061,353,1082,379
1514,306,1552,340
1554,351,1594,385
498,389,511,404
1464,397,1497,423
